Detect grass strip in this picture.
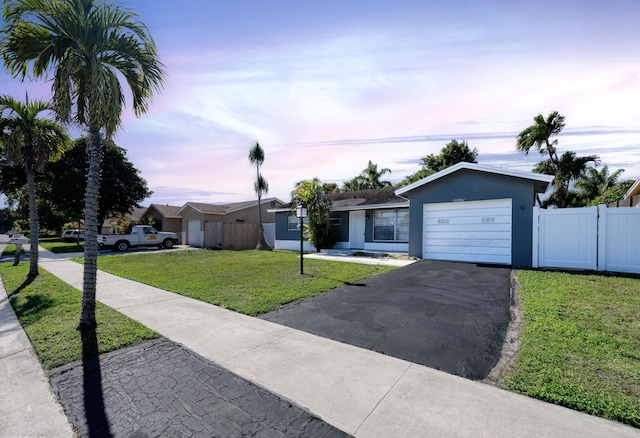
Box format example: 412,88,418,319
92,249,397,316
2,241,84,256
1,263,159,370
502,270,640,428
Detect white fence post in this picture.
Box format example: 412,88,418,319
532,206,539,268
597,205,607,272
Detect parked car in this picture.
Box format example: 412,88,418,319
61,229,84,242
97,225,178,251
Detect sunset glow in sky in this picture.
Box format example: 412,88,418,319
1,0,639,205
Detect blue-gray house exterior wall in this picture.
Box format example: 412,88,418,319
274,211,350,242
405,169,537,267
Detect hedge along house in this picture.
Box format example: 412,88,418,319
395,162,553,267
270,188,410,252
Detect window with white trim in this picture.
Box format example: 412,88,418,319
373,209,409,241
288,214,308,231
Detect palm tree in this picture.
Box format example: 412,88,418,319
575,165,625,206
342,161,392,192
2,0,165,330
534,151,599,208
517,111,565,166
248,141,270,250
361,160,392,189
0,94,69,277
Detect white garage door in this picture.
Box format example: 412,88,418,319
188,220,202,247
423,199,512,264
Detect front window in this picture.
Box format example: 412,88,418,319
288,214,308,231
373,209,409,241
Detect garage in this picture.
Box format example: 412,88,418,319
395,162,553,267
423,199,512,264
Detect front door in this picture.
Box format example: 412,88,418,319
349,211,366,249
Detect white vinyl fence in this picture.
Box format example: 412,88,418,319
533,205,640,274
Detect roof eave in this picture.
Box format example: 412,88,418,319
395,162,554,196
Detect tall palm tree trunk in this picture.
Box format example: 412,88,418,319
78,129,103,330
24,137,39,277
255,165,269,250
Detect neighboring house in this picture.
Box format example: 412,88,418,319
139,204,182,235
395,162,553,267
271,187,410,253
616,176,640,207
101,206,146,234
178,198,286,249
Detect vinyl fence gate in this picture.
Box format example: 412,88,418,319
533,205,640,274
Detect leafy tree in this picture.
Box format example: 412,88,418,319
1,137,152,234
1,0,165,329
0,207,13,232
291,178,336,250
0,94,69,276
321,182,339,194
248,141,270,250
399,140,478,186
600,179,635,205
575,165,625,206
50,137,152,228
342,160,392,192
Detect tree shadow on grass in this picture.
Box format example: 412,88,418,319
80,328,112,438
6,273,37,297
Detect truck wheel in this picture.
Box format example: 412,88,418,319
163,239,174,249
115,240,129,252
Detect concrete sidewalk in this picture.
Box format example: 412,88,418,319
0,243,75,437
35,248,640,437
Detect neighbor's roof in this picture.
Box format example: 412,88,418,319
395,162,554,196
128,206,147,222
176,197,285,216
268,187,408,213
145,204,181,218
622,176,640,201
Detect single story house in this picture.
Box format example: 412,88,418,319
178,198,286,248
271,163,553,268
271,187,410,253
139,204,182,235
617,176,640,207
395,162,553,267
101,206,146,234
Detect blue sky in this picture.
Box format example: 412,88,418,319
2,0,639,205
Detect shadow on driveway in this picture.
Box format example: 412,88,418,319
260,260,512,380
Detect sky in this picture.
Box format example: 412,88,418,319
1,0,639,206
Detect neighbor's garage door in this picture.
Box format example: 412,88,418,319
423,199,512,264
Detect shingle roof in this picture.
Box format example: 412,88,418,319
177,198,285,215
270,188,408,212
327,187,407,208
148,204,181,217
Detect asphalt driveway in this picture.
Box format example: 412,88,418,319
260,260,512,380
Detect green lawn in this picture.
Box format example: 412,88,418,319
501,270,640,428
2,240,83,256
93,249,397,315
1,263,159,370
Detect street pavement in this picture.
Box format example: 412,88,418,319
2,243,640,437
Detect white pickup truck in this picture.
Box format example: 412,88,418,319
97,225,179,251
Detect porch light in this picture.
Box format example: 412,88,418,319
296,203,307,219
296,202,307,274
